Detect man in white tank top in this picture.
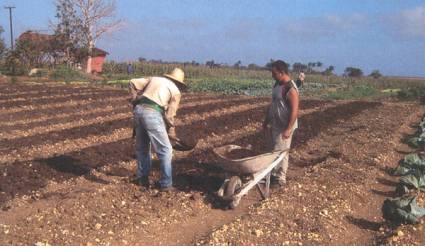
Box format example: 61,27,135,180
263,60,300,188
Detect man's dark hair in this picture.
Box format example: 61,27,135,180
271,60,289,74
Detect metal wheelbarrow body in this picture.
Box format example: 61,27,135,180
212,145,287,209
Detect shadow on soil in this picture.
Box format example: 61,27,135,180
1,91,125,108
370,189,396,198
1,98,269,151
0,139,133,207
0,100,383,208
345,215,382,231
225,101,382,163
376,177,399,187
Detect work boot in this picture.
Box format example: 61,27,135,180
155,181,176,192
160,186,177,192
131,176,149,188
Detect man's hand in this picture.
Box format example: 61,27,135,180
281,129,292,139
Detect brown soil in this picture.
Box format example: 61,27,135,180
224,148,256,159
0,81,424,245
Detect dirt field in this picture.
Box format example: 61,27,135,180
0,82,424,245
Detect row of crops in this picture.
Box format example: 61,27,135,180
382,115,425,224
100,73,425,101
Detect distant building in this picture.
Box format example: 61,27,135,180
86,48,109,74
17,30,109,74
18,30,53,44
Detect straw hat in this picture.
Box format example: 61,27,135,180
164,68,186,87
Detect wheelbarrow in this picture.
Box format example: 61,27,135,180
212,145,288,209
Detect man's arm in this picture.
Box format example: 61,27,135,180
282,88,299,139
165,92,181,138
128,82,138,103
129,78,149,105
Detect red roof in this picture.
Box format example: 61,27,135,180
18,31,54,43
92,48,109,56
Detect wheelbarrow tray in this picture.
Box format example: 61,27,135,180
212,145,284,175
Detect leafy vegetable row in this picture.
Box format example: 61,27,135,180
382,115,425,224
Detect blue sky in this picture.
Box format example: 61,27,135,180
0,0,424,76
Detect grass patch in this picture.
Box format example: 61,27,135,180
382,88,401,94
323,85,381,100
397,87,425,102
50,66,86,83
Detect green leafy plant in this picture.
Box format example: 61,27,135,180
50,66,84,82
324,85,380,100
408,117,425,148
187,77,273,95
382,196,425,224
392,154,425,176
397,87,425,101
396,169,425,195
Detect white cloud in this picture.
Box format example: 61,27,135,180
224,20,265,41
279,13,367,41
383,6,425,39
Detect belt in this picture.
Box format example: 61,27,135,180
137,97,164,113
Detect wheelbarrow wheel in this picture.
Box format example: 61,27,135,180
224,176,242,199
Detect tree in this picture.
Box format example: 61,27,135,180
4,49,23,75
12,31,57,70
316,61,322,68
265,59,275,69
307,62,317,73
292,62,308,73
0,26,6,61
206,60,218,68
191,60,199,66
369,70,382,79
247,63,261,70
53,0,84,66
62,0,121,73
344,67,363,77
322,65,334,76
233,60,242,69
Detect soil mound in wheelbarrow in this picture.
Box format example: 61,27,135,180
225,148,256,159
170,137,198,151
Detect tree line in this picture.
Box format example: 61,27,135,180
0,0,382,78
0,0,120,75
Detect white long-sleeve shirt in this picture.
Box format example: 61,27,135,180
129,76,181,127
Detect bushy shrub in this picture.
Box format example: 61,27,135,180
3,50,27,75
50,66,84,82
397,87,425,102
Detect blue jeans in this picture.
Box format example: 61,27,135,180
134,105,173,188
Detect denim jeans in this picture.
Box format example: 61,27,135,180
134,105,173,188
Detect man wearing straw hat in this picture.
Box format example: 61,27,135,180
129,68,186,192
